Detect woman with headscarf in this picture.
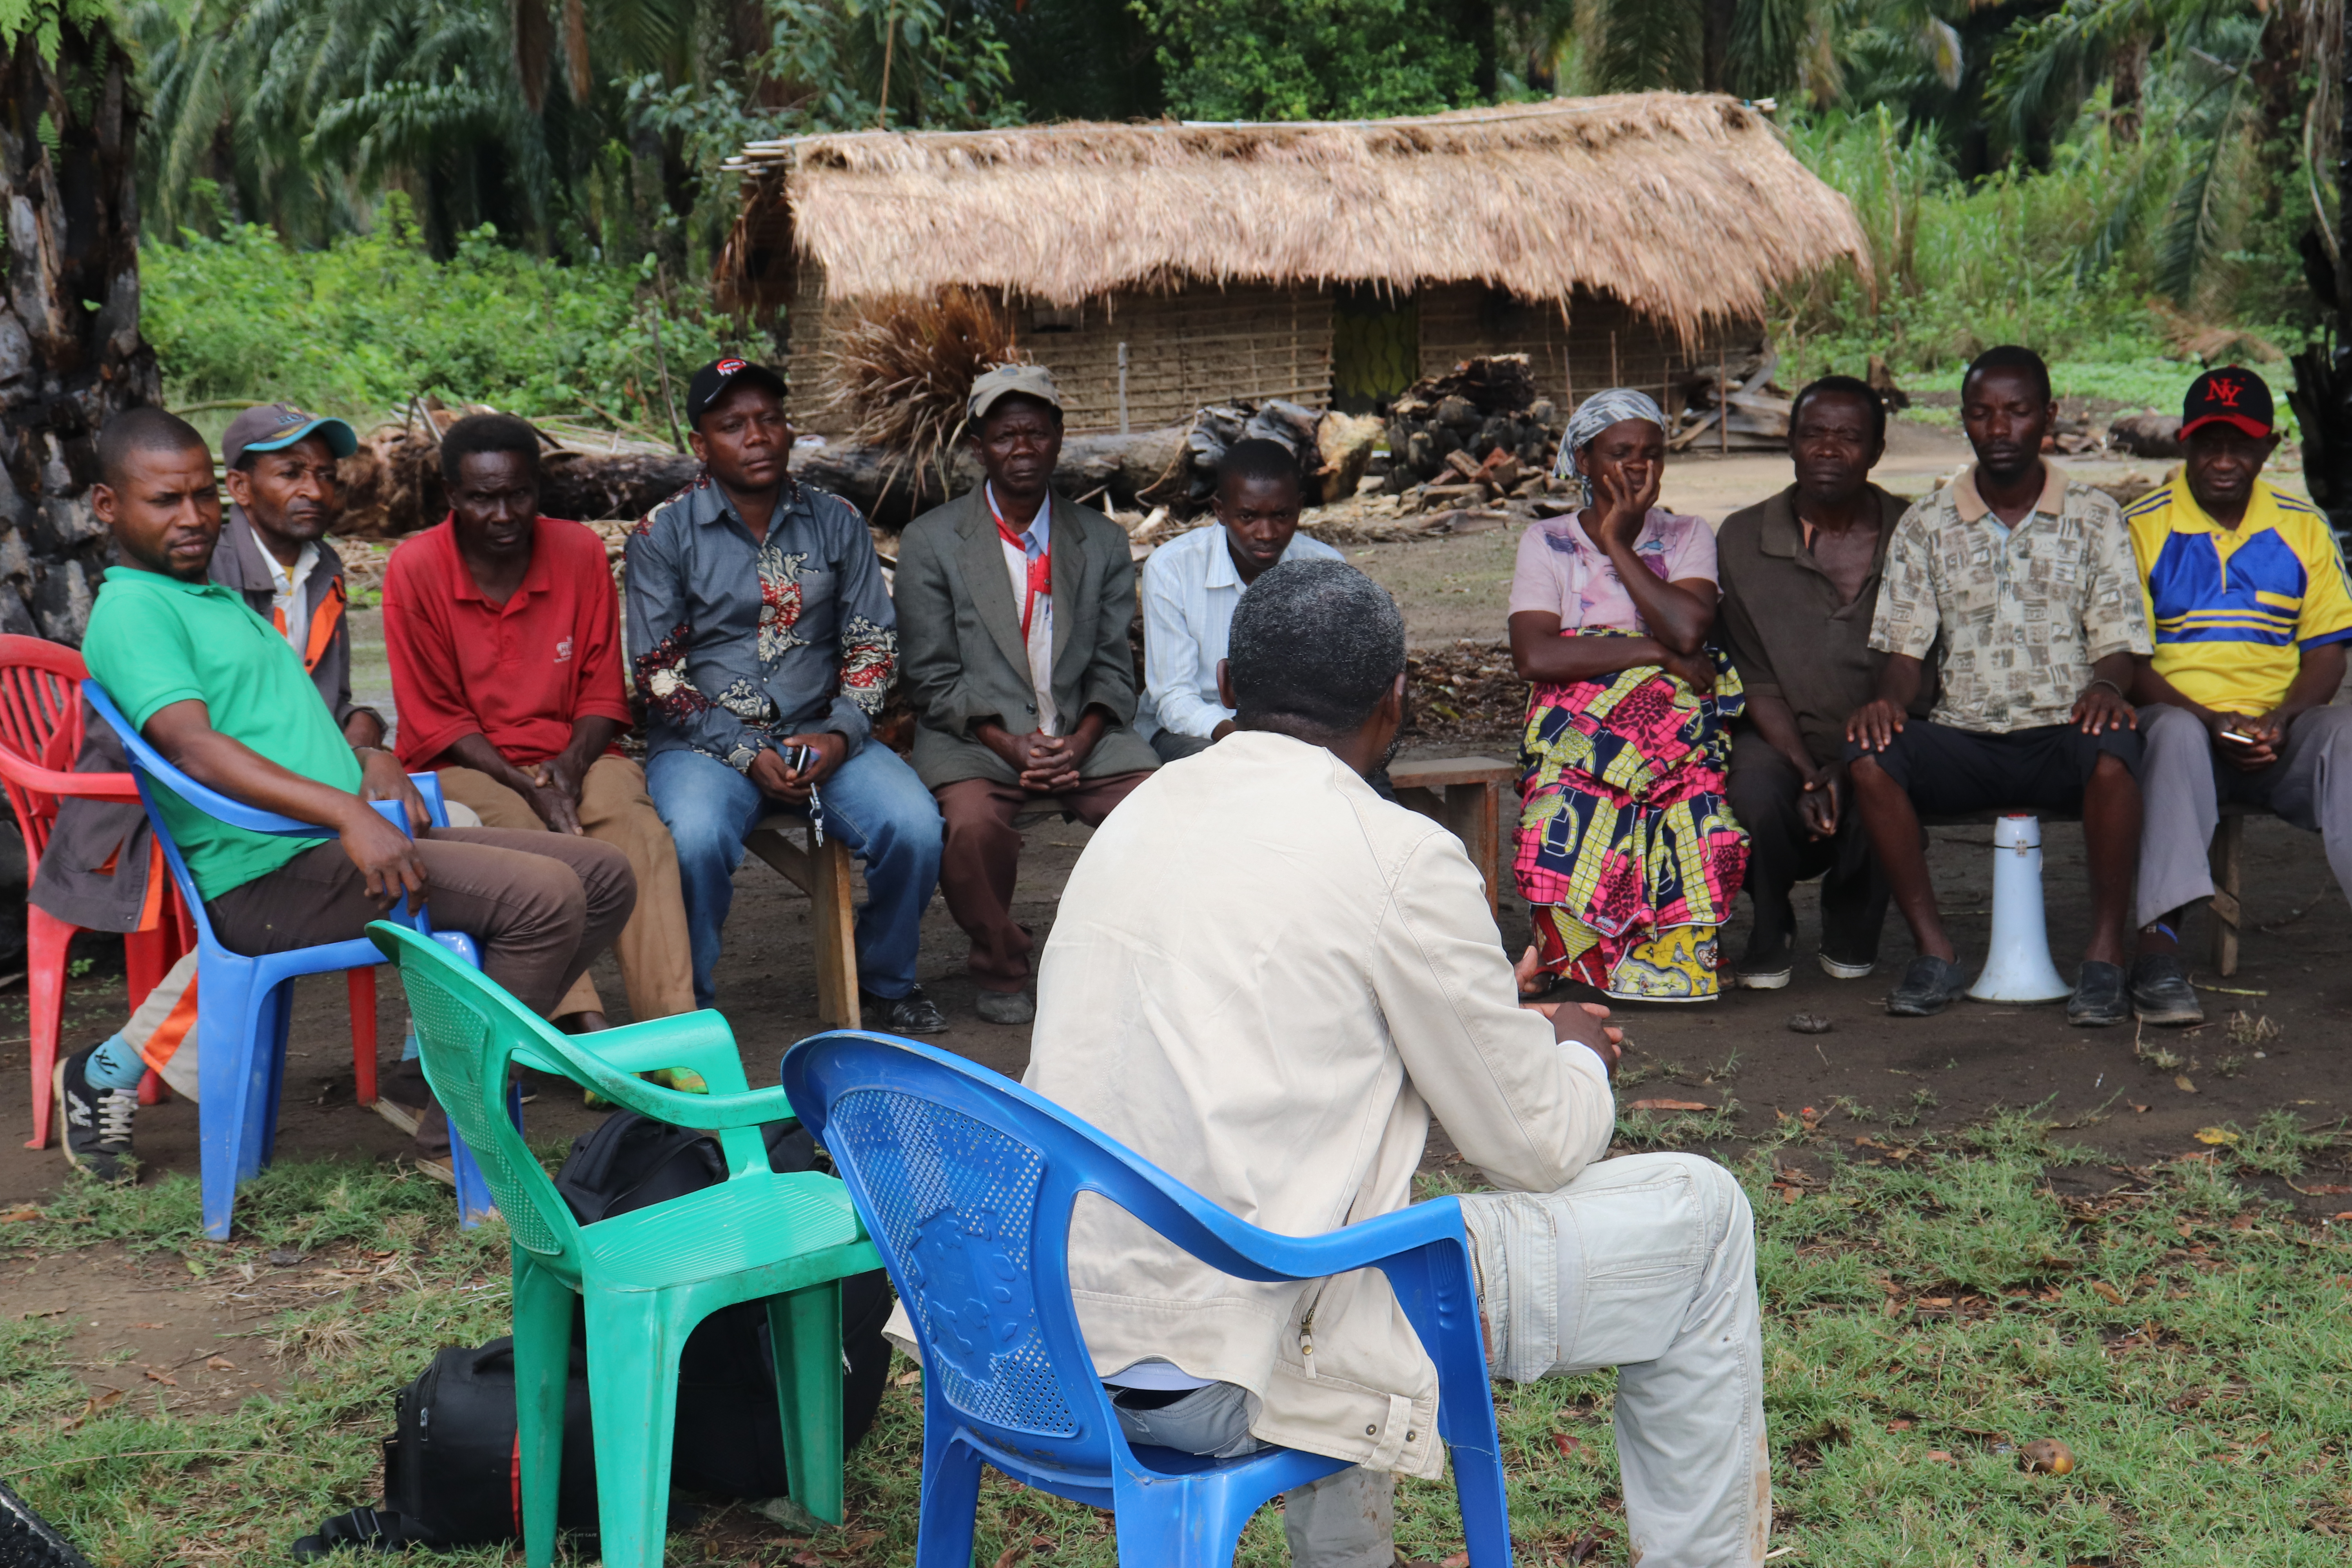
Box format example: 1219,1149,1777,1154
1506,388,1749,1002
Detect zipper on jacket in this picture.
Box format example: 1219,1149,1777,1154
1298,1293,1321,1378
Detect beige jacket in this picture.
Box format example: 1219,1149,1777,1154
1024,731,1615,1478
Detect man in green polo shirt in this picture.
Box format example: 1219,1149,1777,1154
54,407,637,1182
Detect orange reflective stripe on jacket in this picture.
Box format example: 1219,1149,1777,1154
271,577,347,674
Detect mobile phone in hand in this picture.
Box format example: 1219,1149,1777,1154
2220,726,2259,747
778,742,821,774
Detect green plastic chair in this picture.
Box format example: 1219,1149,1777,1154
368,921,883,1568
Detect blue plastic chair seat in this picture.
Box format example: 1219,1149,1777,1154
782,1032,1514,1568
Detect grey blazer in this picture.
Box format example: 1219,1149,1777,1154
896,486,1158,790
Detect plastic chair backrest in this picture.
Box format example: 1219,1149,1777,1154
367,922,598,1265
81,682,449,947
785,1033,1423,1477
0,637,91,864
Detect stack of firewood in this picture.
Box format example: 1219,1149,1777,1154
1381,355,1563,496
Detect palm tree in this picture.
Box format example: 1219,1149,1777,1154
0,5,159,645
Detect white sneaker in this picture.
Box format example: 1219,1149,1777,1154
1818,953,1876,980
1735,966,1791,991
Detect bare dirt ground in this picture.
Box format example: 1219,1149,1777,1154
5,416,2347,1369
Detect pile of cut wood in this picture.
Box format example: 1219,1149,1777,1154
1666,349,1789,451
1382,355,1563,501
1139,399,1383,513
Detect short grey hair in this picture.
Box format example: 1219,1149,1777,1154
1227,559,1405,737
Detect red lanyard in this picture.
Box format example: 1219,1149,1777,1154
989,489,1052,639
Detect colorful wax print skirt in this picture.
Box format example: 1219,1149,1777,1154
1515,633,1750,1002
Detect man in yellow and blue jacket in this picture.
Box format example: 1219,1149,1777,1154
2125,367,2352,1025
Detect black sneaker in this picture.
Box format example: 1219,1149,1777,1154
2130,953,2204,1026
862,985,948,1035
54,1046,136,1182
1886,955,1967,1017
2067,960,2130,1027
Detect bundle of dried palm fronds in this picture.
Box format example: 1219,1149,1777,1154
821,287,1031,496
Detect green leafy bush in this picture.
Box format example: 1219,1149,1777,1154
141,196,759,432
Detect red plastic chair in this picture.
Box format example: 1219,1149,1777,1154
0,636,380,1147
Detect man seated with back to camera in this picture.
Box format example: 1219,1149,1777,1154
1137,437,1341,761
55,408,635,1183
1019,559,1769,1568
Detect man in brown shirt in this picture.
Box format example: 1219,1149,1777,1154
1717,376,1926,988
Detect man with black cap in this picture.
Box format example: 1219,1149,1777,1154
2124,367,2352,1025
625,357,945,1031
895,364,1158,1024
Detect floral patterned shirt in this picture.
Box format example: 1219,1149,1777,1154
1869,463,2152,733
624,471,896,772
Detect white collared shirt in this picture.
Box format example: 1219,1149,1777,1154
1137,523,1343,739
263,541,322,658
987,482,1057,735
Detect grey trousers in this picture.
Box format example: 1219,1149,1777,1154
2136,702,2352,929
1111,1152,1769,1568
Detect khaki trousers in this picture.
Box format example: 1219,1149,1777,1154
437,756,695,1022
1111,1152,1769,1568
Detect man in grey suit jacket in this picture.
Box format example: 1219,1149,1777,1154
896,366,1158,1024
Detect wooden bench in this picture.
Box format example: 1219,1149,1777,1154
1390,756,1516,918
1925,803,2259,978
2209,803,2253,978
742,813,862,1029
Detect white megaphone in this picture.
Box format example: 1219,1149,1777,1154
1967,813,2071,1003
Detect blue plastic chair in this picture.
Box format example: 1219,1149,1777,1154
83,681,492,1239
781,1032,1514,1568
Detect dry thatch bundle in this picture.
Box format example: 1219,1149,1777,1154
821,288,1030,494
722,94,1869,341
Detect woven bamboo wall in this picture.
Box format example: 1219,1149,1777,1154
1415,284,1762,408
780,269,1759,437
782,269,1334,435
1022,285,1335,432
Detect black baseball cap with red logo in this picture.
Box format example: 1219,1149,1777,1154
2180,367,2274,441
684,356,789,427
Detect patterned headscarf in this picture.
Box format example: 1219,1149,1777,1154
1552,388,1669,482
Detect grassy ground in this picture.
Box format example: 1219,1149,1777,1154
6,1106,2350,1566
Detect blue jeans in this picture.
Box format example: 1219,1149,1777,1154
645,744,943,1007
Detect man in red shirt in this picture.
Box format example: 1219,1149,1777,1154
383,414,693,1028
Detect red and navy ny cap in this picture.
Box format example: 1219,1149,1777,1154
2180,367,2274,441
684,356,788,427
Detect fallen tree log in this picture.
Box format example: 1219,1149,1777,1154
338,426,703,537
337,421,1190,536
790,423,1189,527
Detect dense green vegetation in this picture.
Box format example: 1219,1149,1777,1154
126,0,2327,416
142,198,746,432
8,1109,2349,1564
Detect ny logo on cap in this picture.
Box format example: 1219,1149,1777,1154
2209,377,2244,407
716,357,747,376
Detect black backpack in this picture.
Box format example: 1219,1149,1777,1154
0,1479,97,1568
294,1113,893,1557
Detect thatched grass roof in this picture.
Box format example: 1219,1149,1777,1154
717,93,1869,339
